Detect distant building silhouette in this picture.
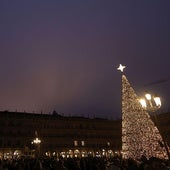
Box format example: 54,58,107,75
0,111,121,158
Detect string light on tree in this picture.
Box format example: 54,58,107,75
117,64,168,160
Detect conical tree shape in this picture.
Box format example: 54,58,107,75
122,74,167,159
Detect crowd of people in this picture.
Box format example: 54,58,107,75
0,155,170,170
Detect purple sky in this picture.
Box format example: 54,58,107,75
0,1,170,119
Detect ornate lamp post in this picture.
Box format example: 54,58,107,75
31,132,41,158
139,93,161,112
139,93,170,160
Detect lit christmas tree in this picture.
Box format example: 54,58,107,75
118,64,168,160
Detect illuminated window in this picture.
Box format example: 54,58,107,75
81,141,85,146
107,142,110,146
74,140,78,146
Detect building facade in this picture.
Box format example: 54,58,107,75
0,111,121,159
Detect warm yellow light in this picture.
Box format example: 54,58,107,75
139,98,147,108
154,97,161,107
33,138,41,144
145,93,151,100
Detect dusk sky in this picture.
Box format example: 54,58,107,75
0,1,170,119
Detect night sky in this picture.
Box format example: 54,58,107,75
0,1,170,119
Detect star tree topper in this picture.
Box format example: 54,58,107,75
117,64,126,72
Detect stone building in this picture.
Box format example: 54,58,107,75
0,111,121,158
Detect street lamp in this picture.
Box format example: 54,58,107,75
31,132,41,157
139,93,161,112
139,93,170,160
